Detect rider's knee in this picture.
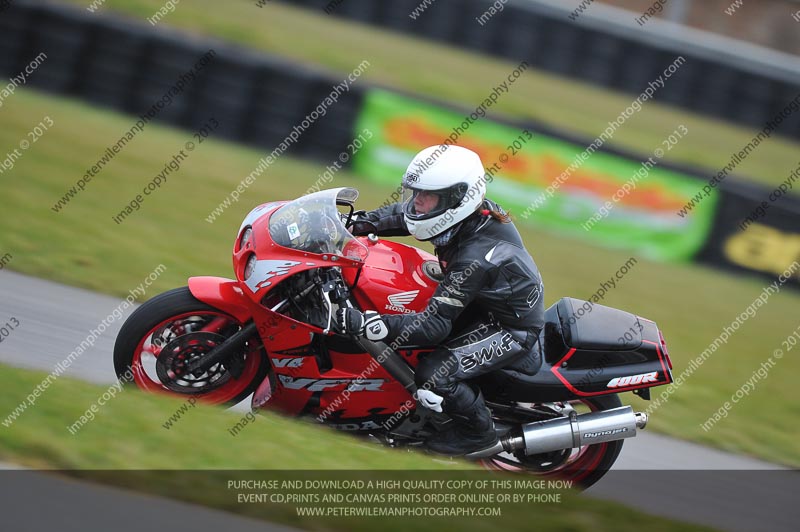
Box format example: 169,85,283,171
415,350,456,393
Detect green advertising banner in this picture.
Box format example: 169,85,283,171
352,89,718,261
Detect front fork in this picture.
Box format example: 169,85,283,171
182,321,258,379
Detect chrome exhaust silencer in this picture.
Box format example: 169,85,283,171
466,406,647,459
519,405,646,455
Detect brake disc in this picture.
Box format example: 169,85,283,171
155,332,230,393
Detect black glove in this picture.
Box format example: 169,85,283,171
348,210,377,236
336,308,388,341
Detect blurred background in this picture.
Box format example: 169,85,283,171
0,0,799,527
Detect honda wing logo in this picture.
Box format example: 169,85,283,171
385,290,419,314
388,290,419,306
245,260,302,292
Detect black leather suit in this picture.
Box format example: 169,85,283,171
352,199,544,415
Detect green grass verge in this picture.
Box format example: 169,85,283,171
1,87,799,468
0,364,714,532
56,0,800,190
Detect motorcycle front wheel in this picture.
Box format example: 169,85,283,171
113,286,269,405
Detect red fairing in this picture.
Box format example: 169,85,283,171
188,276,254,324
255,237,441,418
248,237,442,418
346,238,440,315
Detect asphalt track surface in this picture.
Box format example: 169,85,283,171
0,270,797,531
0,463,300,532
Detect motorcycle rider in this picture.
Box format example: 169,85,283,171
337,144,544,455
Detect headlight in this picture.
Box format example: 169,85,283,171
244,254,257,280
239,227,253,250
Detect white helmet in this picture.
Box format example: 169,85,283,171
401,145,487,241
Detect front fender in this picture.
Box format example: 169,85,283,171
188,276,255,324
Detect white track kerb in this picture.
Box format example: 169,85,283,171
1,265,167,429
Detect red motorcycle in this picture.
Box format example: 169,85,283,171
115,188,673,487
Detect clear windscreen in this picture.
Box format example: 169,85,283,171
268,188,368,260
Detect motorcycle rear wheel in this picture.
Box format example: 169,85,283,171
480,395,624,489
113,286,269,405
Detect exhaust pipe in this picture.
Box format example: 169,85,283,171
466,406,647,459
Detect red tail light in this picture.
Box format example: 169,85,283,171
658,329,673,369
